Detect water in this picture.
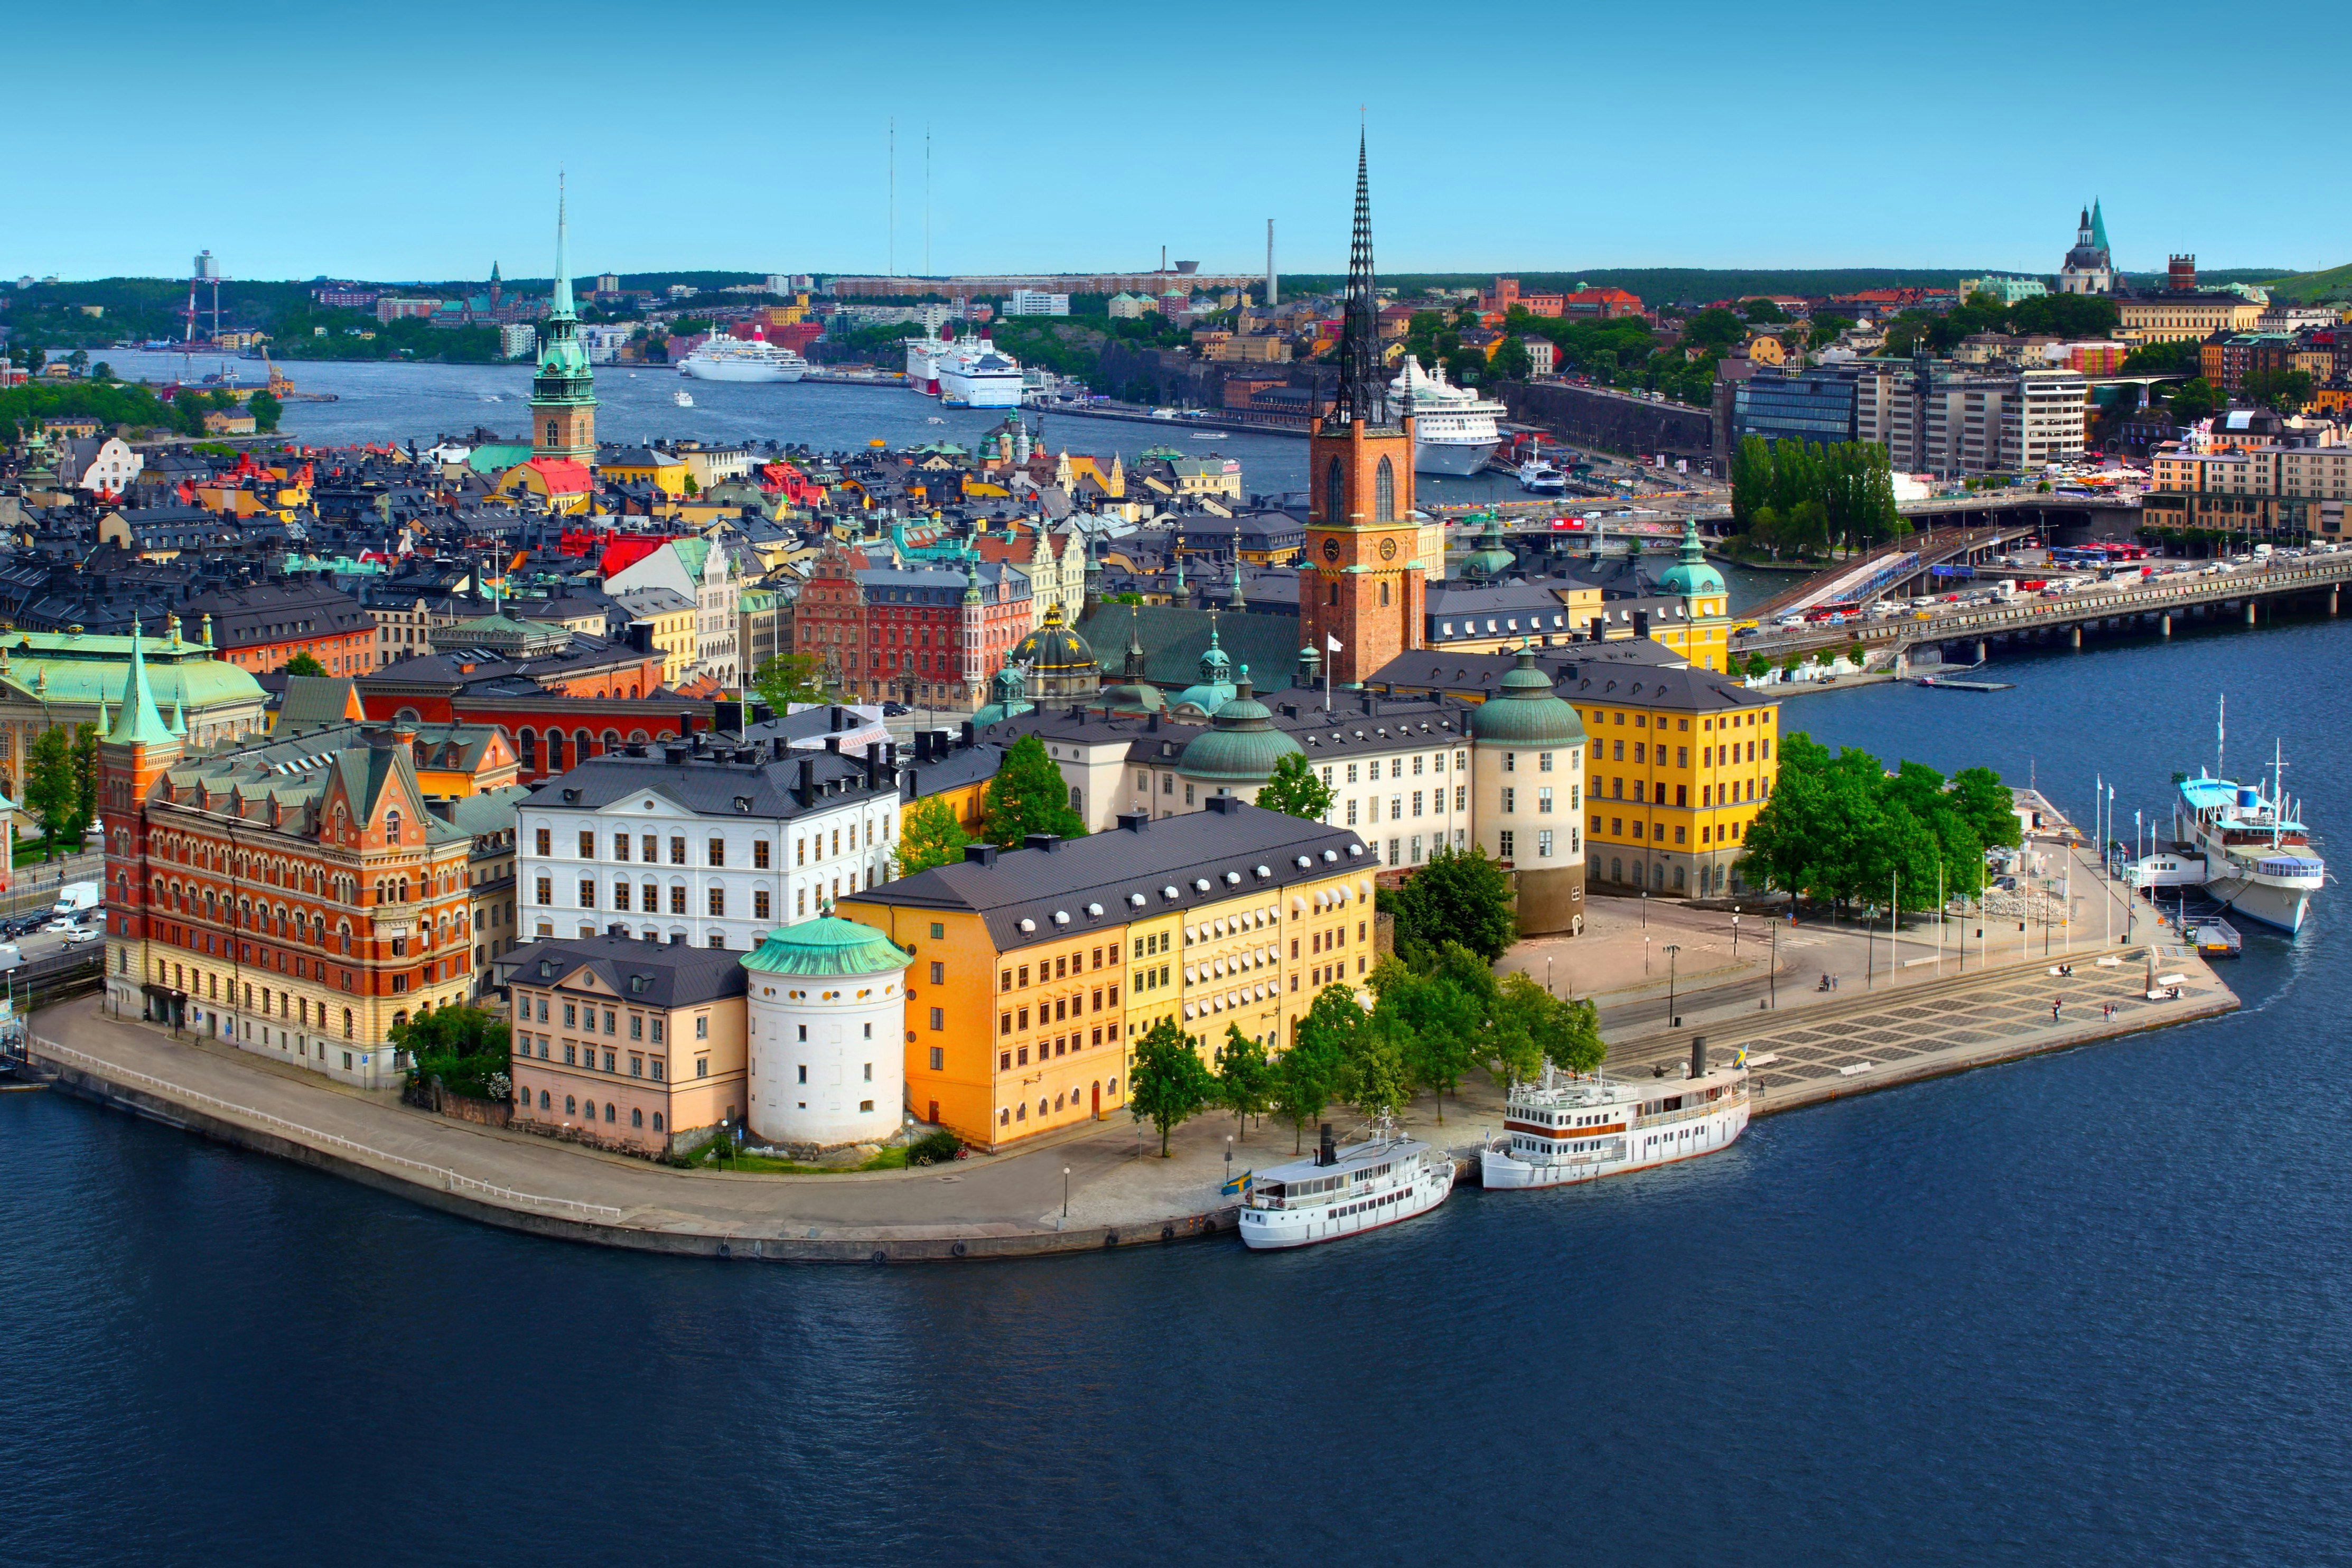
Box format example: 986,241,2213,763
11,451,2348,1568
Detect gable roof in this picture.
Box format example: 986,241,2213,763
501,934,749,1009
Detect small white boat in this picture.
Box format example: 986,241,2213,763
1482,1044,1749,1191
926,416,944,424
1517,459,1567,494
674,389,694,407
1239,1122,1454,1250
479,394,502,402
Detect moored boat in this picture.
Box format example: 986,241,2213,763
1239,1122,1454,1249
1481,1041,1748,1191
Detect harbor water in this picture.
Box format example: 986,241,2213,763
8,403,2348,1565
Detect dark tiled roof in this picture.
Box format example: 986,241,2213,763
520,744,893,821
1074,603,1300,692
501,934,749,1008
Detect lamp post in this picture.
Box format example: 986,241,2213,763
1063,1165,1071,1220
1665,944,1681,1029
1644,934,1650,975
1640,890,1648,929
1731,908,1740,960
1545,954,1554,995
1768,914,1776,1009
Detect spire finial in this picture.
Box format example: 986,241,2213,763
1334,125,1387,427
552,173,575,320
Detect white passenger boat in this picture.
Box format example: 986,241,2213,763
905,331,947,395
936,334,1024,408
1516,459,1567,494
1390,354,1504,475
1239,1122,1454,1250
673,389,693,406
1480,1042,1748,1191
678,328,808,382
2173,749,2323,934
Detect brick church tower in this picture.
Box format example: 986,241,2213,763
100,623,184,1022
1300,133,1421,689
530,178,598,462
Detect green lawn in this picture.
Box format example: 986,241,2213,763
699,1145,912,1175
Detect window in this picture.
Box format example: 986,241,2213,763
708,836,725,867
1499,830,1514,858
578,880,595,909
1539,752,1553,772
930,961,945,984
670,837,686,865
578,830,595,859
695,1016,707,1040
670,885,687,915
753,890,770,920
1323,456,1343,524
535,828,550,856
1538,787,1553,814
1374,455,1395,522
708,888,726,917
535,876,552,905
1501,788,1515,814
1538,829,1554,858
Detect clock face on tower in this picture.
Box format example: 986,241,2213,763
1378,538,1398,562
1321,536,1340,562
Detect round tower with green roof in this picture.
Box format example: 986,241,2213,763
741,917,912,1148
1470,642,1588,936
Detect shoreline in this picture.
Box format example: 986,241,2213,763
22,932,2235,1262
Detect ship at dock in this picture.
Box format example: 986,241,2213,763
1480,1041,1749,1191
1390,354,1503,475
1238,1122,1454,1249
2129,699,2324,935
678,328,807,383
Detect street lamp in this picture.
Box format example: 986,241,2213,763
1665,944,1681,1029
1225,1135,1233,1189
1545,953,1554,996
1063,1166,1072,1220
1731,907,1740,959
1644,934,1650,975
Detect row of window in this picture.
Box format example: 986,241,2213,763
526,1090,663,1133
1493,829,1571,858
996,1077,1119,1127
1594,777,1763,808
536,825,880,867
1594,738,1770,766
999,985,1121,1034
1342,787,1467,825
1591,816,1746,846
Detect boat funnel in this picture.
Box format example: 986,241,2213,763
2237,786,2260,811
1690,1035,1708,1080
1317,1123,1337,1167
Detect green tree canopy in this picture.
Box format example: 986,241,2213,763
1255,752,1334,822
1213,1026,1274,1143
894,795,971,877
283,650,326,678
752,651,833,710
1384,845,1516,966
1271,992,1352,1152
393,1005,511,1100
1741,735,2020,912
1128,1017,1216,1156
982,734,1088,847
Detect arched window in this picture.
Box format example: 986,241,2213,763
652,1112,664,1132
631,1108,643,1128
1324,456,1344,524
385,810,402,844
565,1095,577,1115
604,1103,617,1123
546,419,559,447
545,733,564,772
343,1009,353,1039
1374,455,1395,522
540,1090,551,1109
575,728,592,761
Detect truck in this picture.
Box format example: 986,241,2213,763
50,881,99,920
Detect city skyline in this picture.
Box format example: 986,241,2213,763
9,0,2346,283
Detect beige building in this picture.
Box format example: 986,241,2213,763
1857,365,2086,475
2118,293,2262,344
613,585,698,687
1207,333,1293,363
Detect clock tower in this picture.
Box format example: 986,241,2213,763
1300,134,1421,689
530,178,598,462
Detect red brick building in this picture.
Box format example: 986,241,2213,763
358,638,690,782
795,546,1033,709
190,578,379,679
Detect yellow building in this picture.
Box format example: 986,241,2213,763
2117,292,2262,344
839,800,1371,1150
1572,665,1779,898
597,445,690,493
612,586,698,686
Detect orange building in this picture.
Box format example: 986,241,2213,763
191,580,380,679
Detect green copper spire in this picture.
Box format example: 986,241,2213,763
109,621,173,747
550,176,575,319
2089,197,2109,252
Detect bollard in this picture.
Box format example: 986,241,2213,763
2161,613,2171,637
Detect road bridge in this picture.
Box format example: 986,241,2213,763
1734,553,2352,667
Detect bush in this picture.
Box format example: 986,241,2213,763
906,1130,963,1166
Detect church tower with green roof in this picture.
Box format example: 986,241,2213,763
530,179,598,461
99,623,184,1021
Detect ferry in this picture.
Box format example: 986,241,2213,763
2170,751,2322,934
904,331,947,396
678,328,808,383
1238,1122,1454,1249
1516,458,1568,494
1481,1042,1749,1191
936,335,1023,408
1390,353,1504,475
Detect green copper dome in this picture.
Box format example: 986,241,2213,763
1471,645,1586,747
1177,668,1301,788
972,661,1034,726
1656,517,1725,598
741,917,911,978
1461,513,1517,581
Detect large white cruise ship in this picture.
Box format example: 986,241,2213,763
905,331,947,395
1239,1122,1454,1249
678,329,807,383
2170,752,2323,934
1391,354,1504,476
936,334,1023,408
1481,1043,1749,1191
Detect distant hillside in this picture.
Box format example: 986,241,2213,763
1278,269,1993,306
2260,264,2352,304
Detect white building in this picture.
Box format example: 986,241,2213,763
1856,363,2085,477
1006,289,1071,316
517,739,902,952
742,917,911,1147
58,435,143,494
604,537,740,686
499,323,539,360
579,324,633,365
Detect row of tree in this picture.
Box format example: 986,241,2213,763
1738,735,2021,914
1729,436,1908,556
1127,942,1603,1156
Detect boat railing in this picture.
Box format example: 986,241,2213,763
1634,1089,1748,1131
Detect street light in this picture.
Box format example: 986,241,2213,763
1665,944,1682,1029
1545,954,1554,995
1731,907,1740,959
1063,1165,1072,1220
1225,1135,1233,1189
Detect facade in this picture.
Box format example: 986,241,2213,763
1573,665,1780,898
612,585,698,686
450,786,526,997
1856,361,2087,476
742,918,912,1147
102,636,480,1087
2116,259,2263,344
529,188,598,462
2144,438,2352,540
1299,139,1426,688
191,580,379,679
505,936,748,1153
839,799,1373,1151
796,549,1032,710
1470,647,1588,935
604,538,739,686
1005,290,1071,316
516,737,901,951
57,435,144,494
1730,367,1860,451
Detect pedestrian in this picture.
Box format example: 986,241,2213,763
2103,1002,2113,1021
2052,998,2062,1022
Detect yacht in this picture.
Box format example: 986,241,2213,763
936,335,1024,408
1390,354,1504,475
1516,458,1567,494
2166,720,2323,933
1238,1123,1454,1250
678,328,808,383
673,389,694,407
1481,1044,1749,1190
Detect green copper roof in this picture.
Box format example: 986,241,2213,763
2089,197,2109,251
1178,669,1301,786
1471,645,1586,747
1656,517,1726,597
108,623,174,748
1462,512,1517,580
740,917,911,977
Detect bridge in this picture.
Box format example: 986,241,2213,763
1733,553,2352,667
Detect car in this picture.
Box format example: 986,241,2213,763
62,926,99,945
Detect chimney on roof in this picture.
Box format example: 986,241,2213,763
1590,615,1605,642
1634,610,1651,639
771,736,788,762
1117,809,1149,833
829,704,846,731
1024,833,1063,853
1204,794,1242,816
963,842,998,867
960,720,975,748
824,735,839,754
797,755,816,807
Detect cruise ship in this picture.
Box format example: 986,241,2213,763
1390,354,1504,475
678,329,807,383
2168,750,2323,934
936,334,1024,408
1480,1043,1749,1191
904,331,947,396
1238,1122,1454,1249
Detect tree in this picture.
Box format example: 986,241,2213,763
2244,369,2314,414
982,733,1088,847
1490,335,1533,381
1255,752,1334,821
70,722,97,838
1213,1025,1274,1143
894,796,970,877
283,650,326,678
1382,962,1480,1122
392,1005,511,1100
1500,970,1604,1077
1274,986,1358,1151
1386,845,1516,965
1346,1024,1414,1121
1679,309,1744,354
247,389,283,433
65,348,89,375
2120,339,2200,376
2168,378,2220,425
1128,1017,1215,1156
1740,297,1789,324
22,725,75,858
1743,651,1772,679
752,651,832,711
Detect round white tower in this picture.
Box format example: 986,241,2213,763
740,917,911,1149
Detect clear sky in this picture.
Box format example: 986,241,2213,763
12,0,2347,284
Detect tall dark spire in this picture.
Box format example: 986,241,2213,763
1332,129,1389,428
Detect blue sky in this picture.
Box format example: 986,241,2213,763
13,0,2348,283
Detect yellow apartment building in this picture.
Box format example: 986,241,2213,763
1570,664,1780,898
839,799,1372,1150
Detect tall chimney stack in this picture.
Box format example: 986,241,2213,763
1266,219,1277,307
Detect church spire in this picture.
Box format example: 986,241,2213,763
109,621,171,748
551,175,575,319
1332,128,1388,429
